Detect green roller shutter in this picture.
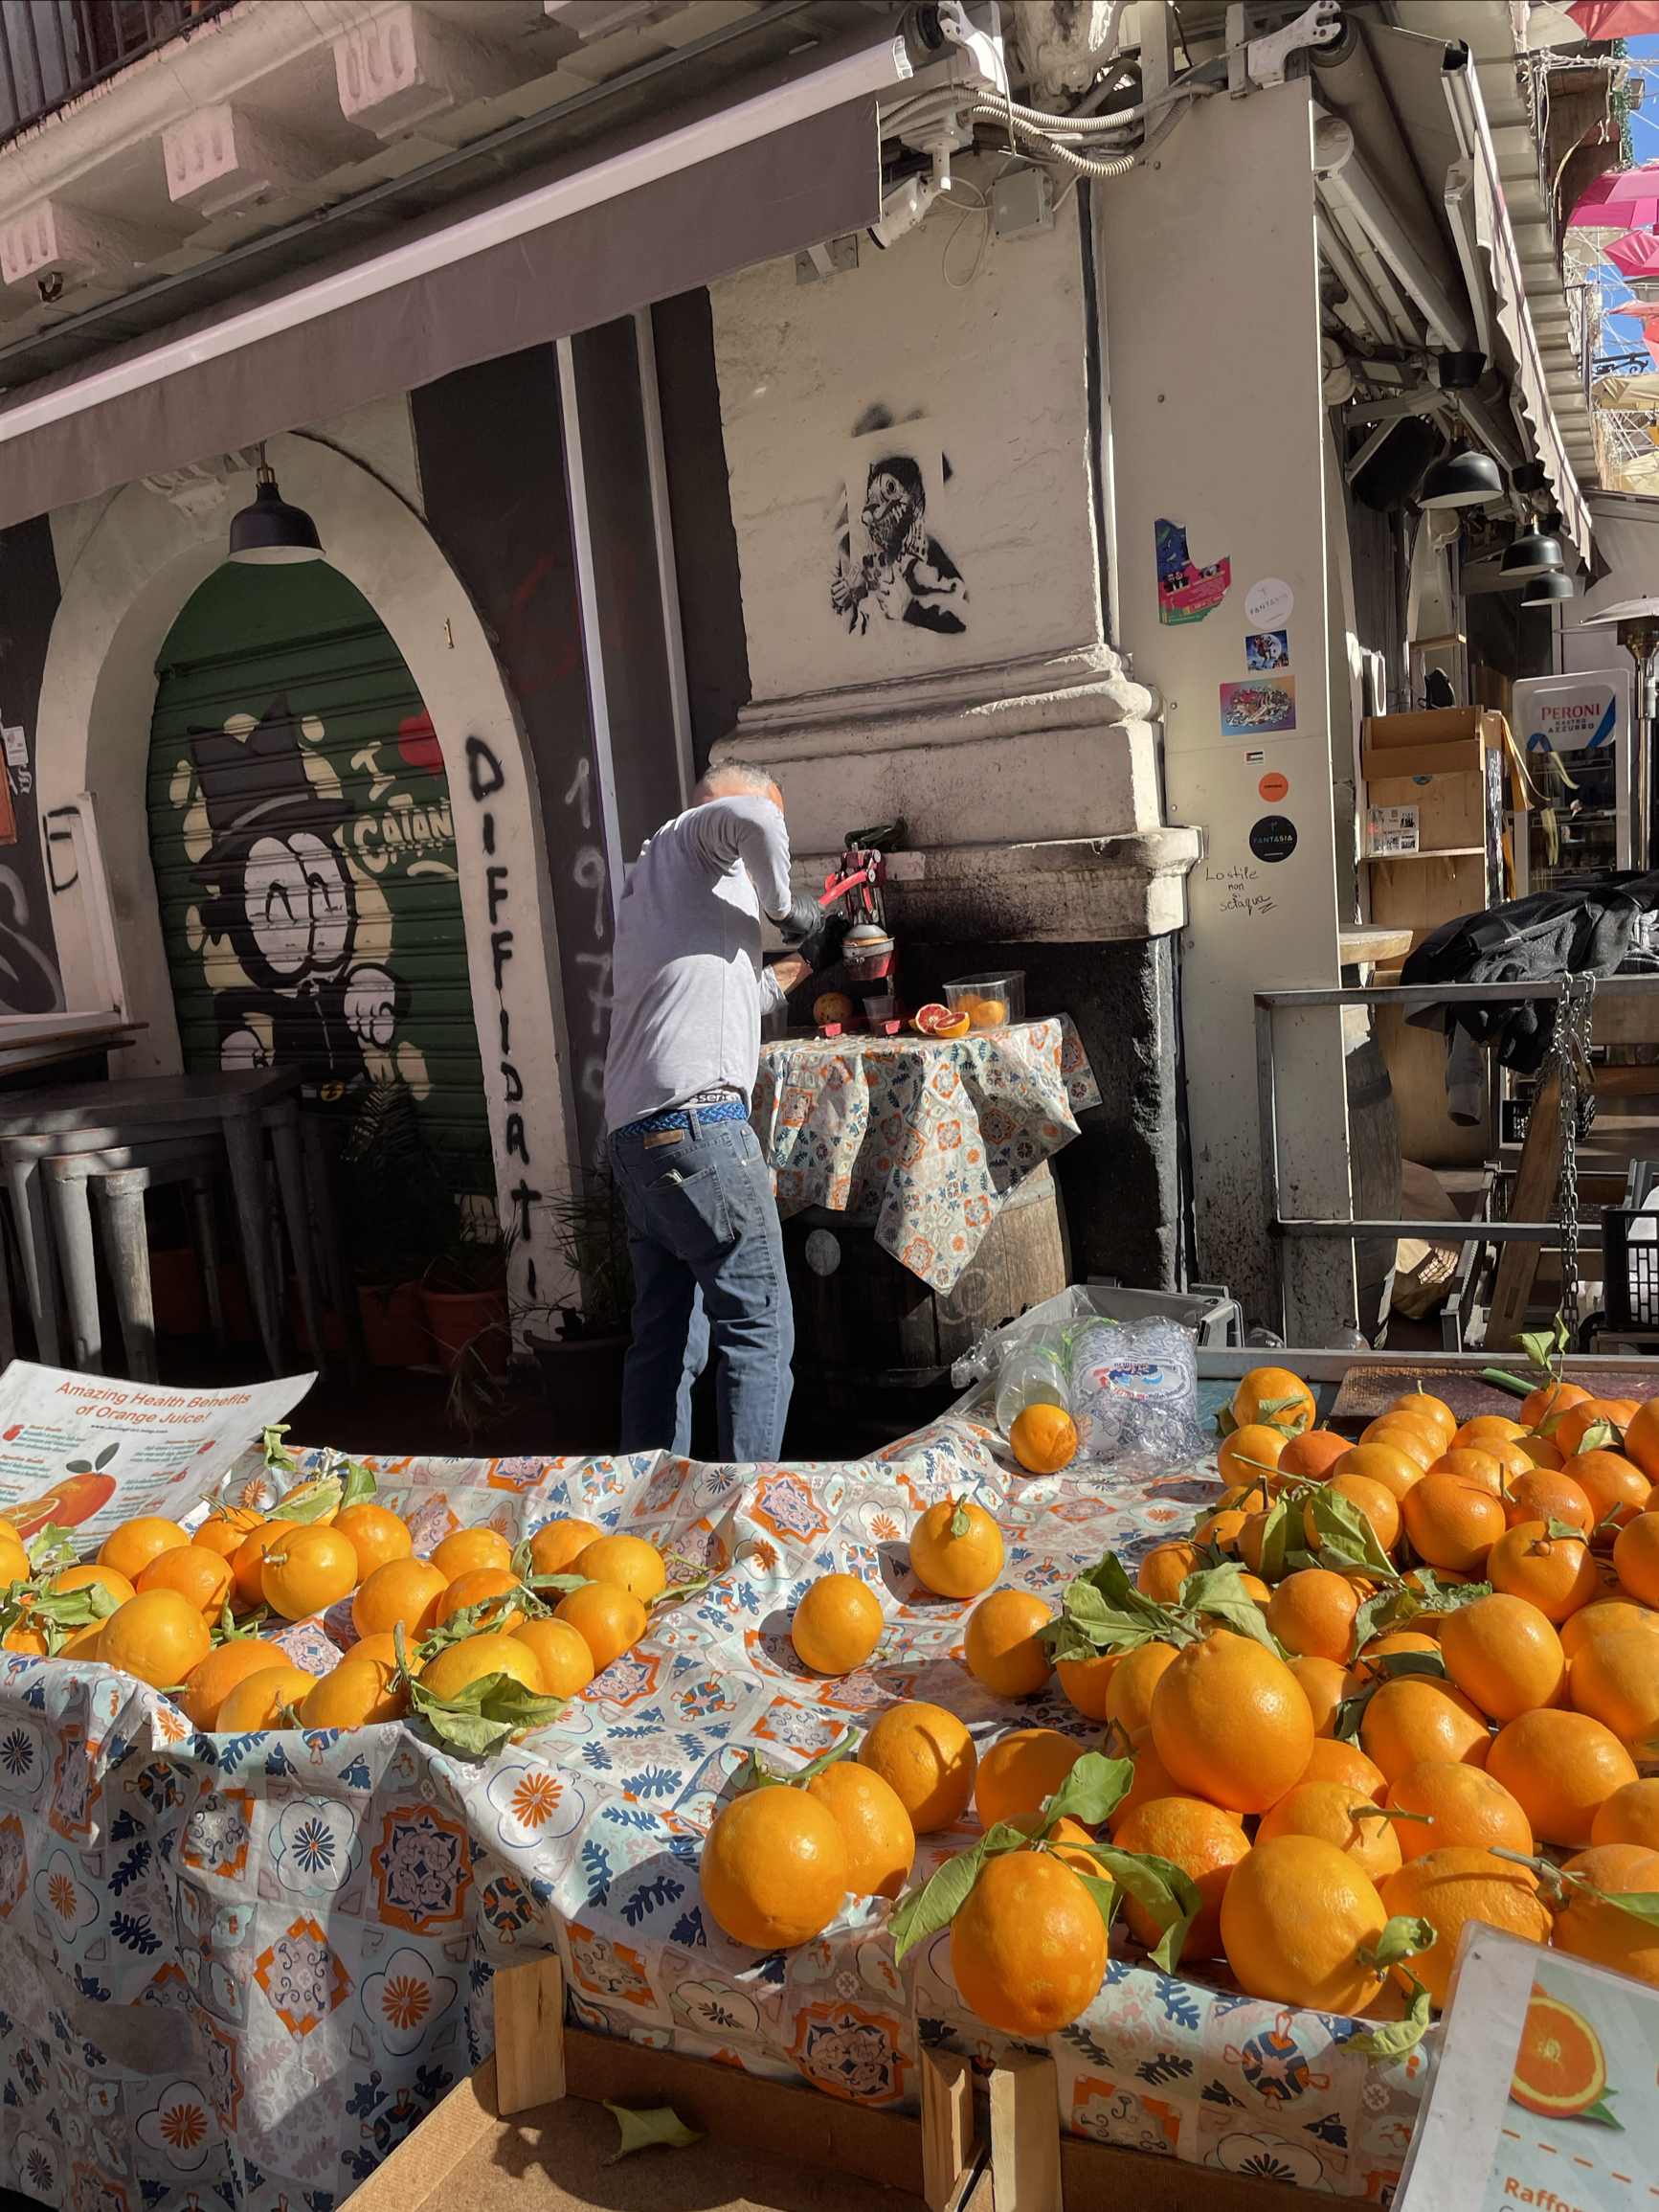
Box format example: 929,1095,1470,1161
146,560,491,1189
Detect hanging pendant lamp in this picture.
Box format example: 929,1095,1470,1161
1501,527,1565,581
1522,570,1575,607
229,444,323,564
1419,444,1504,509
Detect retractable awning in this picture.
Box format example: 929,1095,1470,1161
0,36,902,529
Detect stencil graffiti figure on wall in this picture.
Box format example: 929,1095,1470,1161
191,694,410,1097
832,454,969,636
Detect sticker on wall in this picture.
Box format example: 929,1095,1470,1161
1258,772,1289,802
1220,677,1296,735
1248,815,1298,864
1245,629,1289,671
1244,576,1294,627
833,440,968,637
1155,517,1231,624
1244,749,1266,765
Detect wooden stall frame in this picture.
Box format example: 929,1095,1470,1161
342,1957,1301,2212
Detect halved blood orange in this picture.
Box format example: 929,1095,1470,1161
912,1004,971,1039
1509,1986,1608,2118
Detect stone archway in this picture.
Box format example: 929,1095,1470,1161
34,432,575,1306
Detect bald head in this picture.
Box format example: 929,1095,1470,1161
695,760,784,814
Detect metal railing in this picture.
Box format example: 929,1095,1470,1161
0,0,236,147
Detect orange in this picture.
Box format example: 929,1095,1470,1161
1613,1513,1659,1606
1102,1641,1177,1732
1424,1447,1505,1498
419,1631,547,1702
1258,1779,1402,1884
180,1637,289,1729
858,1701,976,1832
1036,1812,1108,1881
1305,1473,1400,1555
572,1533,666,1604
192,1509,264,1560
52,1563,134,1609
232,1519,298,1606
1358,1678,1491,1782
436,1566,526,1635
1564,1451,1650,1535
1356,1421,1437,1472
1109,1726,1244,1832
349,1630,420,1676
1570,1626,1659,1745
964,1590,1053,1698
951,1849,1107,2034
1221,1835,1389,2011
1390,1391,1457,1440
260,1526,359,1621
1555,1842,1659,1986
1379,1849,1550,2008
554,1581,647,1672
1487,1522,1599,1622
791,1574,883,1676
1113,1795,1250,1960
1356,1630,1441,1664
100,1590,212,1689
1136,1542,1199,1602
429,1525,513,1581
352,1557,448,1641
1591,1776,1659,1850
909,1500,1004,1598
1487,1708,1640,1845
0,1535,29,1587
1232,1366,1315,1434
300,1656,407,1727
56,1621,102,1661
1266,1569,1359,1664
334,1502,413,1580
1561,1598,1659,1659
1363,1411,1445,1458
701,1785,847,1949
1288,1655,1349,1737
1194,1504,1250,1556
1056,1651,1121,1720
1438,1593,1566,1721
98,1516,189,1583
1299,1737,1387,1804
1503,1468,1593,1535
1454,1414,1529,1449
1008,1403,1078,1474
1619,1395,1659,1480
1386,1761,1534,1862
526,1519,601,1576
136,1545,235,1618
1150,1632,1314,1814
0,1617,46,1656
1332,1442,1424,1504
1217,1425,1286,1490
974,1728,1082,1829
1277,1429,1349,1481
1401,1474,1507,1572
509,1618,596,1699
1511,1988,1608,2117
1520,1380,1591,1433
214,1663,316,1732
805,1761,915,1898
1557,1398,1639,1457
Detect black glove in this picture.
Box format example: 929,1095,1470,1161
797,910,853,973
774,891,824,947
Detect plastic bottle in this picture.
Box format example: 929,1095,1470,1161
995,1339,1070,1437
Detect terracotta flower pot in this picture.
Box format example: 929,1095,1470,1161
149,1247,208,1336
357,1282,432,1368
420,1285,510,1376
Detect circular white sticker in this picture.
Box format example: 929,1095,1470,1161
804,1229,841,1277
1245,576,1294,627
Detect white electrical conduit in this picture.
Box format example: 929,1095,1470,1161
1316,183,1423,350
881,75,1214,136
1315,205,1401,350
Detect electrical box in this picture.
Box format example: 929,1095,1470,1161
993,167,1052,239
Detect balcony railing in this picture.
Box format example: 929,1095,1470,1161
0,0,237,148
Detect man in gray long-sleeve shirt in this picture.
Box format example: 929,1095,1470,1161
604,761,843,1460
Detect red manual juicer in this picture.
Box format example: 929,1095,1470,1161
818,828,901,1034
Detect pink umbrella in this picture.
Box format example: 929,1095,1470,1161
1608,298,1659,321
1608,229,1659,282
1567,165,1659,252
1569,2,1659,35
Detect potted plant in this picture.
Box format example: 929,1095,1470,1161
338,1082,446,1366
420,1202,513,1381
525,1171,634,1452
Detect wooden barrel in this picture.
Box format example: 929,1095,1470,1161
1347,1031,1403,1343
781,1162,1069,1448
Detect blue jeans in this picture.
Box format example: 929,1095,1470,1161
608,1112,795,1461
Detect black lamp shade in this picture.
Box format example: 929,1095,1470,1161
1522,570,1575,607
229,474,324,564
1418,447,1504,509
1500,530,1565,579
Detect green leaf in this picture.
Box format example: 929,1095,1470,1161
1042,1751,1133,1830
789,1732,861,1785
1344,1971,1434,2058
1356,1913,1437,1973
1584,1885,1659,1927
1579,1420,1627,1456
950,1498,971,1539
408,1669,565,1757
1071,1869,1120,1940
1254,1491,1298,1587
1040,1550,1181,1665
603,2104,704,2161
415,1586,546,1659
276,1478,343,1526
1306,1485,1400,1582
649,1569,710,1612
94,1443,120,1471
64,1460,91,1476
26,1524,79,1572
889,1841,988,1962
262,1424,299,1475
510,1538,533,1578
1215,1404,1240,1439
1176,1565,1287,1657
1577,2093,1624,2132
1545,1518,1588,1543
339,1456,378,1511
1515,1312,1570,1381
1254,1393,1312,1434
1080,1845,1202,1973
526,1573,588,1597
1349,1585,1419,1665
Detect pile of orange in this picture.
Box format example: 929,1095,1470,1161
699,1365,1659,2039
0,1471,672,1742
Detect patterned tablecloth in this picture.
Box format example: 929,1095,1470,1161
751,1018,1102,1292
0,1413,1429,2212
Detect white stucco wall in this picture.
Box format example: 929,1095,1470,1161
34,433,577,1311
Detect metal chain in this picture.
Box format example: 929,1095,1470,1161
1554,973,1597,1337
